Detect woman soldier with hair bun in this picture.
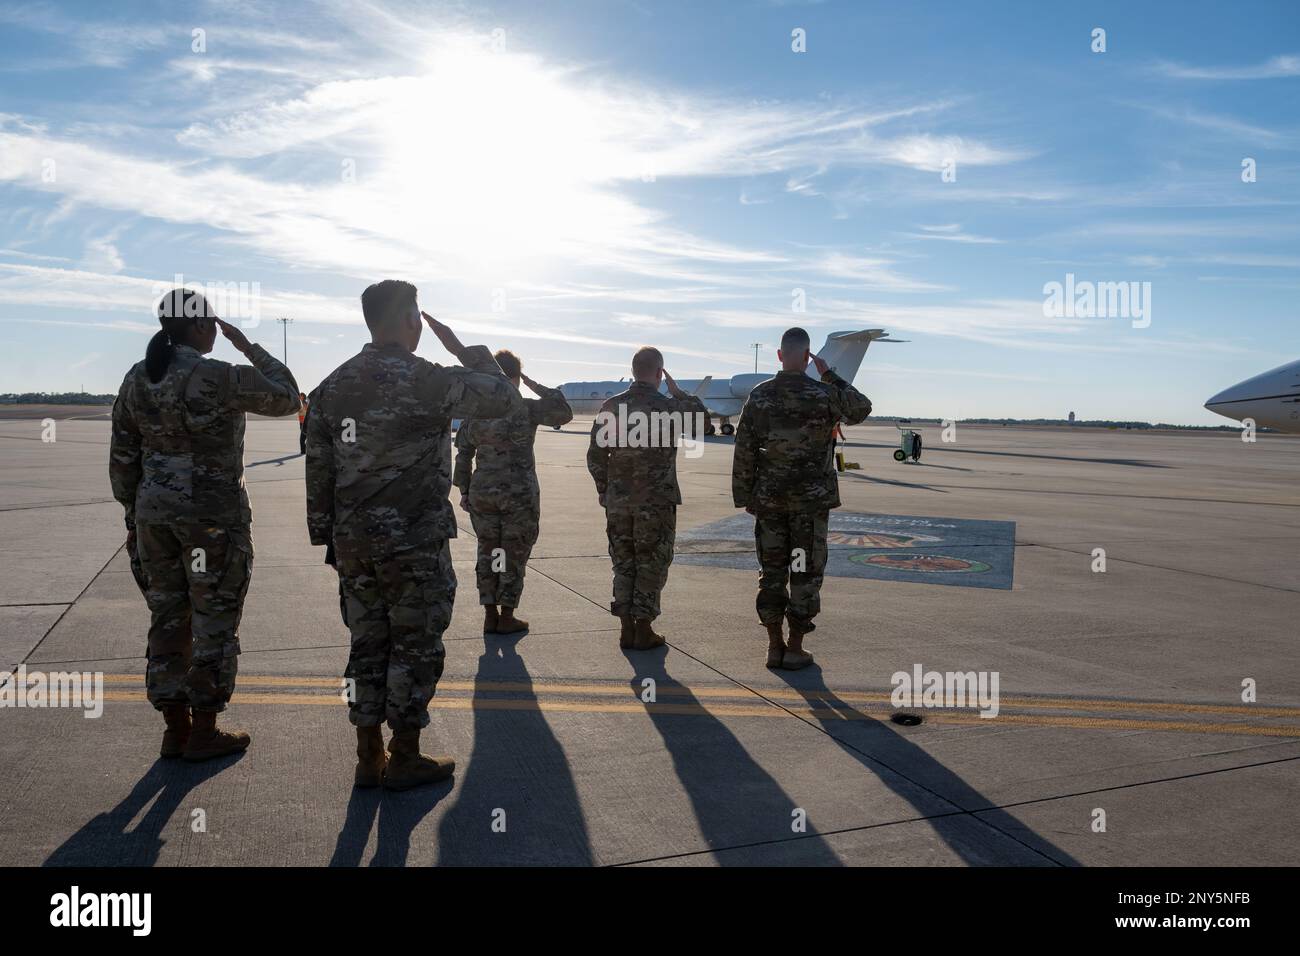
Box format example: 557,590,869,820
109,289,300,761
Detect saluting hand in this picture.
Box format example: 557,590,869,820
520,372,541,394
662,368,687,399
810,352,830,376
421,311,467,360
216,317,254,356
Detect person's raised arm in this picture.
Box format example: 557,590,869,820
812,352,872,425
521,373,573,428
418,312,522,420
109,375,143,532
661,368,709,426
215,318,302,417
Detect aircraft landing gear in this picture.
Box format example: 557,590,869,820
702,417,734,437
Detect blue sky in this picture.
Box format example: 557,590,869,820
0,0,1297,424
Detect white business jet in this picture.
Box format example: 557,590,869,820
1205,359,1300,433
558,329,901,435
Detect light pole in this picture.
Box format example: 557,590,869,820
277,317,293,364
750,343,762,373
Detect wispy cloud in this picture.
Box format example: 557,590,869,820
0,0,1290,423
611,312,682,329
1128,103,1285,142
0,34,1024,304
68,352,102,370
81,237,123,274
904,224,1003,244
813,253,947,291
1155,54,1300,80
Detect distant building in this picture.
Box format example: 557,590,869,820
1068,411,1076,423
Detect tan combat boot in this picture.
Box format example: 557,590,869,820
764,622,786,669
483,605,500,634
632,618,666,651
496,607,529,635
618,614,635,649
183,709,251,761
383,730,456,791
160,704,191,759
354,725,387,788
781,622,815,670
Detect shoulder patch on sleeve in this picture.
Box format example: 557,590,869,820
229,364,257,393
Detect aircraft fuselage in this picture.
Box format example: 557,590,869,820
1205,360,1300,433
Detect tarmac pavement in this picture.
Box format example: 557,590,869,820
1,414,1297,866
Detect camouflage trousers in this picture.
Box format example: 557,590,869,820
754,509,829,632
468,506,539,608
606,504,676,621
130,523,252,712
337,543,454,731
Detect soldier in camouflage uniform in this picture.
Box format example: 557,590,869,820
732,327,872,670
110,288,300,761
587,346,707,651
305,280,520,790
453,351,572,636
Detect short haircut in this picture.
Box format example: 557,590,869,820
632,346,663,379
781,327,810,353
494,349,521,380
361,280,417,331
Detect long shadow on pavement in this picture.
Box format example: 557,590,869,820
435,632,594,865
773,666,1080,866
44,756,235,866
631,648,844,865
330,775,454,867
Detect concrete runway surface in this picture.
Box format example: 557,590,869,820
1,413,1297,866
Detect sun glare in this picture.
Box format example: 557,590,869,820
350,44,652,280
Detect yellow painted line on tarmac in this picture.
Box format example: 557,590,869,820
95,690,1300,738
93,674,1300,719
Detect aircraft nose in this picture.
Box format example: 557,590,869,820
1205,380,1248,411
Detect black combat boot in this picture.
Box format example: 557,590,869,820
483,605,500,634
619,615,635,649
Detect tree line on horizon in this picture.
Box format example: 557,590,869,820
1,392,116,405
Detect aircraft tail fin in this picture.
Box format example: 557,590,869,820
692,375,713,397
810,329,904,383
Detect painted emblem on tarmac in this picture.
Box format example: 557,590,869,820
674,511,1016,590
849,552,992,574
827,530,941,548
